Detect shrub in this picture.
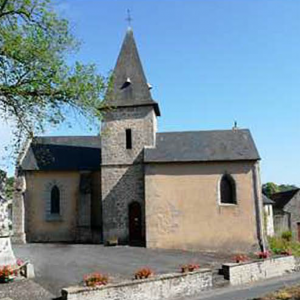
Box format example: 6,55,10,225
281,231,293,242
280,249,292,256
268,236,300,257
257,285,300,300
274,290,292,300
268,236,288,254
180,263,200,273
234,254,249,263
83,272,109,287
134,268,154,280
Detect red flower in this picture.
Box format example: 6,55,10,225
181,264,200,273
234,254,249,263
83,272,108,287
134,268,154,279
0,265,14,281
257,251,271,259
16,259,24,266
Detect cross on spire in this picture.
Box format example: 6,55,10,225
126,9,132,27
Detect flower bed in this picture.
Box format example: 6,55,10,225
84,272,108,287
0,259,35,284
62,268,212,300
181,263,200,273
0,265,15,283
223,255,296,285
134,267,154,279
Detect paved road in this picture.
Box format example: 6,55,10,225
0,279,54,300
185,271,300,300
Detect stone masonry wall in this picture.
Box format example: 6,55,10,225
12,173,26,244
101,106,156,166
91,171,102,243
101,106,156,244
62,269,212,300
223,256,296,285
101,164,145,243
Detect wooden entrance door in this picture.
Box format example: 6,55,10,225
129,202,142,244
297,223,300,242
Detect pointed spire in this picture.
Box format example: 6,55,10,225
106,29,160,116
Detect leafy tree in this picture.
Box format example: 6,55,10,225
0,169,12,200
0,0,108,152
262,182,298,198
262,183,280,198
5,176,14,200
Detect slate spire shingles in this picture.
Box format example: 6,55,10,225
106,28,160,116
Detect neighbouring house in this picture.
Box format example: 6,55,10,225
271,189,300,240
12,28,266,252
262,194,275,237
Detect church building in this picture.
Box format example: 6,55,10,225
13,28,266,252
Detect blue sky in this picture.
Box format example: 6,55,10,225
1,0,300,186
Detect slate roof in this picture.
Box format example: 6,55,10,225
262,194,275,205
270,189,300,210
104,28,160,116
21,136,101,171
144,129,260,163
21,129,259,171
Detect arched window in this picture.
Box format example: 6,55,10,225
50,185,60,214
220,174,236,204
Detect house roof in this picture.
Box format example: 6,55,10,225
144,129,260,163
21,136,101,171
104,28,160,116
270,189,300,210
262,194,275,205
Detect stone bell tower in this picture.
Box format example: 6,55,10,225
101,28,160,245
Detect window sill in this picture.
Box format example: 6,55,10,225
219,203,238,207
45,214,63,222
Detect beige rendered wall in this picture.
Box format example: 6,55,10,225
145,161,259,252
25,171,80,242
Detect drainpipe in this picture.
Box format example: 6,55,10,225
252,162,266,252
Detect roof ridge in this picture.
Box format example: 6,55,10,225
34,135,99,139
272,188,300,196
158,129,250,134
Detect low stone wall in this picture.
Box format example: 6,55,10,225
62,269,212,300
223,256,296,285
